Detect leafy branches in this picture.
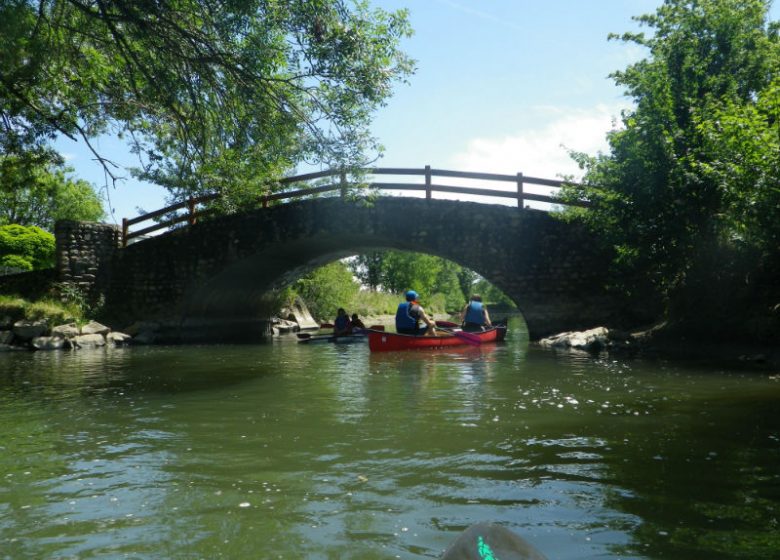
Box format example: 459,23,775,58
0,0,414,199
562,0,780,302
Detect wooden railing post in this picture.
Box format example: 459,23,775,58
121,218,128,247
517,172,524,208
187,197,197,226
425,165,432,200
340,169,347,198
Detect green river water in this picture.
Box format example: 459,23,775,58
1,317,779,559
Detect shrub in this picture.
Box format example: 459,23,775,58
0,224,55,270
0,254,33,271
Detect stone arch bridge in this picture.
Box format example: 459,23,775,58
54,196,635,342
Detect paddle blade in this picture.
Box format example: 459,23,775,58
453,330,482,346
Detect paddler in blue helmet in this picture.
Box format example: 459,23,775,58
395,289,437,336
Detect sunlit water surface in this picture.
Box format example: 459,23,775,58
1,317,779,559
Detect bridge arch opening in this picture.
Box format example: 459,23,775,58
285,249,522,326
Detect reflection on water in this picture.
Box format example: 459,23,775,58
1,317,779,559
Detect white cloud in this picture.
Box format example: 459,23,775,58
449,103,627,181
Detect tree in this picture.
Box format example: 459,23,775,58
292,261,359,320
349,251,385,291
0,224,55,271
0,155,105,230
562,0,780,302
0,1,414,205
696,77,780,256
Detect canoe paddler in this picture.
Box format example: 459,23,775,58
395,290,437,336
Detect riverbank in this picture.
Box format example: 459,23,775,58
540,321,780,372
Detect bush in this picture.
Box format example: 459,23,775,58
0,224,55,270
0,254,33,271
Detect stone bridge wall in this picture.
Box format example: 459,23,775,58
92,198,643,341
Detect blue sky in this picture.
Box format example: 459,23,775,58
56,0,780,223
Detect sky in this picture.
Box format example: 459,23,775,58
55,0,780,224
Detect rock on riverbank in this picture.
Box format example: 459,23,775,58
0,320,132,352
539,326,636,354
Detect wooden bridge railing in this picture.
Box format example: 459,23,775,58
121,166,586,246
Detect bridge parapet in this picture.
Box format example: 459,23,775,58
121,167,588,246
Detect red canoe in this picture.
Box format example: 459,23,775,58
367,325,507,352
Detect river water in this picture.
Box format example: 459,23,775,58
1,317,779,559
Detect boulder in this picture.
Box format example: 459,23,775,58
271,317,299,335
281,296,319,331
52,323,80,339
32,336,68,350
106,332,132,346
539,327,632,353
72,333,106,348
80,321,110,336
12,320,49,341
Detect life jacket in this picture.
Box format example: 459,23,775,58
334,314,351,332
395,301,419,330
464,301,485,325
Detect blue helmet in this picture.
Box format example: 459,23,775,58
405,290,419,301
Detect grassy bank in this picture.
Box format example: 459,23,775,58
0,294,84,326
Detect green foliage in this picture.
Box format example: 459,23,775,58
0,155,104,230
0,224,54,270
49,282,100,320
292,261,360,320
0,294,81,325
348,250,470,310
1,0,414,204
695,77,780,255
25,299,79,326
348,289,400,316
346,249,518,313
0,295,26,321
0,253,32,271
561,0,780,302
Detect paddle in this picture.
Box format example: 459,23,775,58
298,325,383,339
435,320,460,328
436,327,482,346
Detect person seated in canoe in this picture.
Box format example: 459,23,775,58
333,307,351,336
350,313,366,331
395,290,437,336
460,294,492,332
